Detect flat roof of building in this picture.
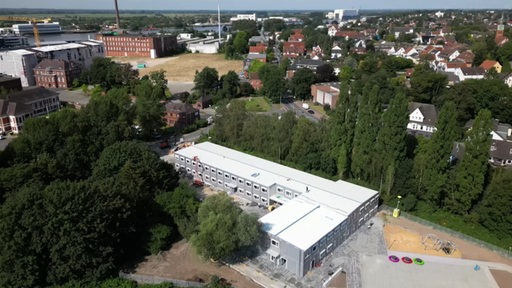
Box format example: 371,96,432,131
31,43,86,52
176,142,378,251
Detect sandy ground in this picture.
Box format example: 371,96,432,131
490,269,512,288
117,54,243,82
135,240,262,288
383,213,512,267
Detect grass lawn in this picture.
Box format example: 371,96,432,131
310,103,327,115
241,97,271,112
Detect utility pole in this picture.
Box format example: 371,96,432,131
217,0,221,43
114,0,121,29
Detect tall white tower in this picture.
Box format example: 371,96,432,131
218,0,221,43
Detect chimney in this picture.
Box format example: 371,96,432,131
114,0,121,29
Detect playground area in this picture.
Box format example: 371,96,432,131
384,224,462,258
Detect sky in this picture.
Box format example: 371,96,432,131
1,0,511,10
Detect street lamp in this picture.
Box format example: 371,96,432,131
395,195,402,209
393,195,402,218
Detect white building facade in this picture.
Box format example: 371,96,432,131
173,142,379,278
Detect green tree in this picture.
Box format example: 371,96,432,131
259,64,286,103
409,64,447,103
134,80,165,138
191,193,261,261
155,183,200,240
193,67,219,99
351,84,381,182
215,71,240,102
233,31,249,54
375,90,409,198
212,100,248,145
290,68,316,100
446,109,492,214
147,224,173,255
420,102,460,206
475,168,512,238
316,64,336,82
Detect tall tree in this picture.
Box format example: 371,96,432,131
351,84,381,182
259,64,286,103
417,102,460,206
409,64,447,103
446,109,492,214
375,90,409,198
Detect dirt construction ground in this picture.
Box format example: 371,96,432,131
114,54,243,82
135,240,262,288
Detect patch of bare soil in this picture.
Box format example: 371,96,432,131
135,240,262,288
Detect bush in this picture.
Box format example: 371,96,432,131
147,224,173,255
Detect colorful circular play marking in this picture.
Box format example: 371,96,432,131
389,255,399,262
414,258,425,265
401,256,413,264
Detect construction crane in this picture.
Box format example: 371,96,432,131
0,16,52,47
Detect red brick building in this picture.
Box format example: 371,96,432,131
96,34,178,58
33,59,81,89
163,101,200,128
283,42,306,59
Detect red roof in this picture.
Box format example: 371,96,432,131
335,30,364,39
283,41,305,57
479,60,500,71
249,44,267,54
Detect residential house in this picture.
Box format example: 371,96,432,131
194,94,213,110
163,101,200,128
311,82,340,108
309,45,323,60
0,87,60,134
407,102,438,137
479,60,502,73
283,41,306,59
331,44,343,59
352,40,367,55
483,120,512,166
454,50,475,67
334,30,365,40
454,67,485,82
289,29,305,42
391,26,415,39
33,59,82,89
327,25,339,37
249,43,267,54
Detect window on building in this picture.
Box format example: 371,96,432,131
205,175,210,180
253,194,260,200
285,190,292,197
239,188,244,193
246,181,251,187
186,159,190,164
246,191,252,197
261,197,267,203
294,193,299,198
180,157,184,162
224,173,229,179
218,171,223,176
211,168,216,173
261,187,268,193
280,258,287,266
238,178,244,184
212,177,216,182
253,184,260,190
271,239,279,247
232,176,236,181
320,249,326,258
312,245,317,252
277,187,283,193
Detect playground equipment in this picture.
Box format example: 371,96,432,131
389,255,400,262
421,234,457,255
402,256,413,264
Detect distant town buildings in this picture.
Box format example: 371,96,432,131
96,34,178,58
0,35,29,49
0,87,59,134
12,22,62,35
326,9,359,23
230,14,256,22
0,41,104,86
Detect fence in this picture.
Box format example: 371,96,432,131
380,205,512,260
119,272,205,287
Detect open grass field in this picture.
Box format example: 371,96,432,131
118,53,243,82
240,97,271,112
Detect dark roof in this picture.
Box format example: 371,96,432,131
408,102,438,125
1,87,58,116
165,101,198,114
460,67,485,76
490,140,512,161
0,73,20,83
6,87,58,103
